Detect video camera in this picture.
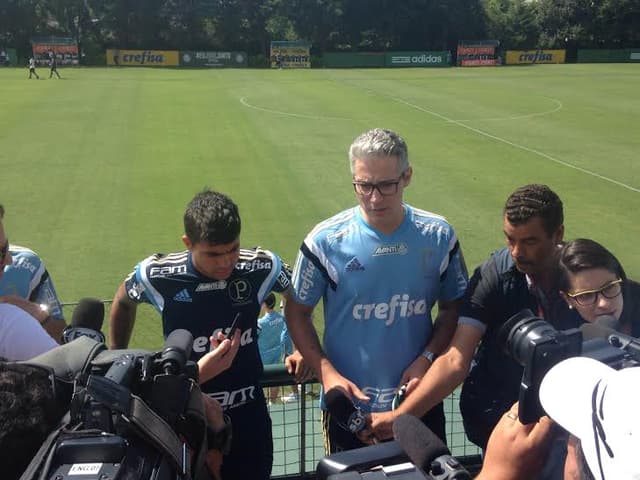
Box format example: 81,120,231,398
19,329,214,480
499,308,640,423
316,414,472,480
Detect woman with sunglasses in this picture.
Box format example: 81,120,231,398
558,238,640,336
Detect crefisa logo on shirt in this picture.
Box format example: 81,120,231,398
352,293,428,326
372,243,409,256
296,262,315,301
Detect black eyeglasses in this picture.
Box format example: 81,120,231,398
353,173,405,197
567,279,623,306
0,239,8,262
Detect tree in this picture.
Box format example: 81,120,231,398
483,0,538,49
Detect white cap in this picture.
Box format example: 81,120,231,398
539,357,640,479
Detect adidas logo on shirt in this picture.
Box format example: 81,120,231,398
345,257,365,272
173,288,192,302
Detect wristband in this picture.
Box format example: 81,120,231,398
38,304,50,325
421,349,436,363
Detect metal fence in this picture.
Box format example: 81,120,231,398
61,301,482,478
262,366,482,478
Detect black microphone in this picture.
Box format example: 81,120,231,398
393,414,471,479
595,314,620,331
324,388,367,434
392,414,448,472
161,329,194,374
62,298,106,344
580,318,640,362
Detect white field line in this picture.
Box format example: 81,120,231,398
389,95,639,194
239,96,352,121
448,97,563,123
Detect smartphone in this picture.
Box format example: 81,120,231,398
225,312,241,339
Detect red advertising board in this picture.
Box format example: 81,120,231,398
32,38,79,66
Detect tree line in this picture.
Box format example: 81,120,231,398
1,0,639,64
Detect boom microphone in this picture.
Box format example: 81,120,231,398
594,314,620,330
392,414,471,479
392,414,448,473
161,329,194,374
324,388,367,434
62,298,106,344
580,317,640,362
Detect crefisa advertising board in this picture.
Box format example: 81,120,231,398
105,49,247,67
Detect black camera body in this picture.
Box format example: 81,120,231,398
316,414,472,480
499,309,640,423
318,442,469,480
22,330,207,480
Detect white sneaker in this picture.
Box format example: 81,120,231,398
281,392,299,403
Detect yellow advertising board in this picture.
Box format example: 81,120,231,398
106,49,179,66
506,49,566,64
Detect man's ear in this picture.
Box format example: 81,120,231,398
182,235,192,250
403,166,413,187
554,224,565,244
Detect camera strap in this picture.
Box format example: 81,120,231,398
128,393,190,476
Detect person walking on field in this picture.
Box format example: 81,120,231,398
49,52,61,79
28,58,39,79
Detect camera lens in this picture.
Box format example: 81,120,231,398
498,309,559,366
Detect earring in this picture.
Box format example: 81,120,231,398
568,305,574,309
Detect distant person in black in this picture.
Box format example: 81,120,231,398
49,52,60,79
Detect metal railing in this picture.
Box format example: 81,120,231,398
261,365,482,479
60,301,482,478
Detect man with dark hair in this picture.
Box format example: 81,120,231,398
0,204,66,342
371,184,582,460
109,189,306,479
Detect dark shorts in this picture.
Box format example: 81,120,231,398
322,402,447,454
220,395,273,479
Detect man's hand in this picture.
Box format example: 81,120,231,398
476,403,555,480
369,410,397,442
368,354,431,442
284,350,314,383
0,294,48,322
321,363,369,405
205,450,223,480
202,395,225,480
198,328,241,383
400,355,431,388
321,365,375,445
0,294,64,342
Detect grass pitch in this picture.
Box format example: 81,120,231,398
1,64,639,348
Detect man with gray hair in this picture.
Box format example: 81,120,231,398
286,128,468,452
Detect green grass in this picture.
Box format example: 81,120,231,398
1,64,639,349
